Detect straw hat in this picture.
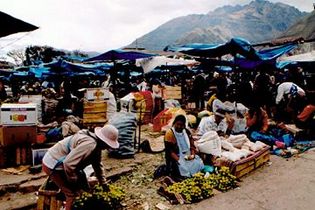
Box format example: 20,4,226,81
94,124,119,149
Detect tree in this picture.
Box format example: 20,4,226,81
24,45,66,65
73,50,88,58
7,49,25,66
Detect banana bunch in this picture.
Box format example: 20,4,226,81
72,184,125,210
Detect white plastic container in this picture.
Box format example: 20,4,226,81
1,103,37,125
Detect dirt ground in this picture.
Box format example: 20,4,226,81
106,149,315,210
101,125,315,210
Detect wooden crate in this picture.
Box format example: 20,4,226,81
0,145,32,168
230,146,270,179
0,125,37,146
83,112,106,119
37,178,63,210
83,117,107,124
83,100,107,125
84,88,109,101
83,101,107,113
162,86,182,100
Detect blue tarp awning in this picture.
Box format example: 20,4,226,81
165,37,297,61
85,49,157,62
12,60,114,80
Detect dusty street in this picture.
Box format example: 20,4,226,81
0,135,314,210
177,149,315,210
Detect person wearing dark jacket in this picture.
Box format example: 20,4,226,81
192,74,206,110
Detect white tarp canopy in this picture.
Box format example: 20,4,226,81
136,56,199,73
280,51,315,62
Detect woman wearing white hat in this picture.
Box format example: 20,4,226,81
42,124,119,210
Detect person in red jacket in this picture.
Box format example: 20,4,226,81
295,94,315,137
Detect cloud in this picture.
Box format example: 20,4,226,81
0,0,313,52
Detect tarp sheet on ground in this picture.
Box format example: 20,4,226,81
0,11,38,38
136,56,199,73
165,37,297,61
85,49,157,62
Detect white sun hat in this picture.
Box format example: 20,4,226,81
94,124,119,149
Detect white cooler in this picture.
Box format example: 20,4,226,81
1,103,37,125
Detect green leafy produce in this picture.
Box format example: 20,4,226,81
166,172,214,203
212,166,238,192
165,167,237,203
72,184,125,210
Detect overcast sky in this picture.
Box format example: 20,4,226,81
0,0,313,53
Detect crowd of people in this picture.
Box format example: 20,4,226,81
162,65,315,180
0,64,314,209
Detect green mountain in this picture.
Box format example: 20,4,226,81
279,10,315,40
127,0,307,50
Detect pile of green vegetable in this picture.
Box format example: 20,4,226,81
72,184,125,210
166,167,237,203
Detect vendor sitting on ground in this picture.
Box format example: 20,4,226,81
164,115,204,178
295,94,315,137
246,105,269,134
197,109,234,137
246,105,291,148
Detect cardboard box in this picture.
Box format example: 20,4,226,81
0,126,37,146
32,148,48,166
84,88,109,101
19,95,43,123
1,103,37,125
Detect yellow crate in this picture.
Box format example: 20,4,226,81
83,101,107,113
234,159,255,172
37,178,63,210
255,150,270,168
234,164,255,178
83,118,108,125
231,146,270,179
83,112,106,120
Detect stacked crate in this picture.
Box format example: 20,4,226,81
0,103,37,168
37,178,64,210
83,88,108,129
